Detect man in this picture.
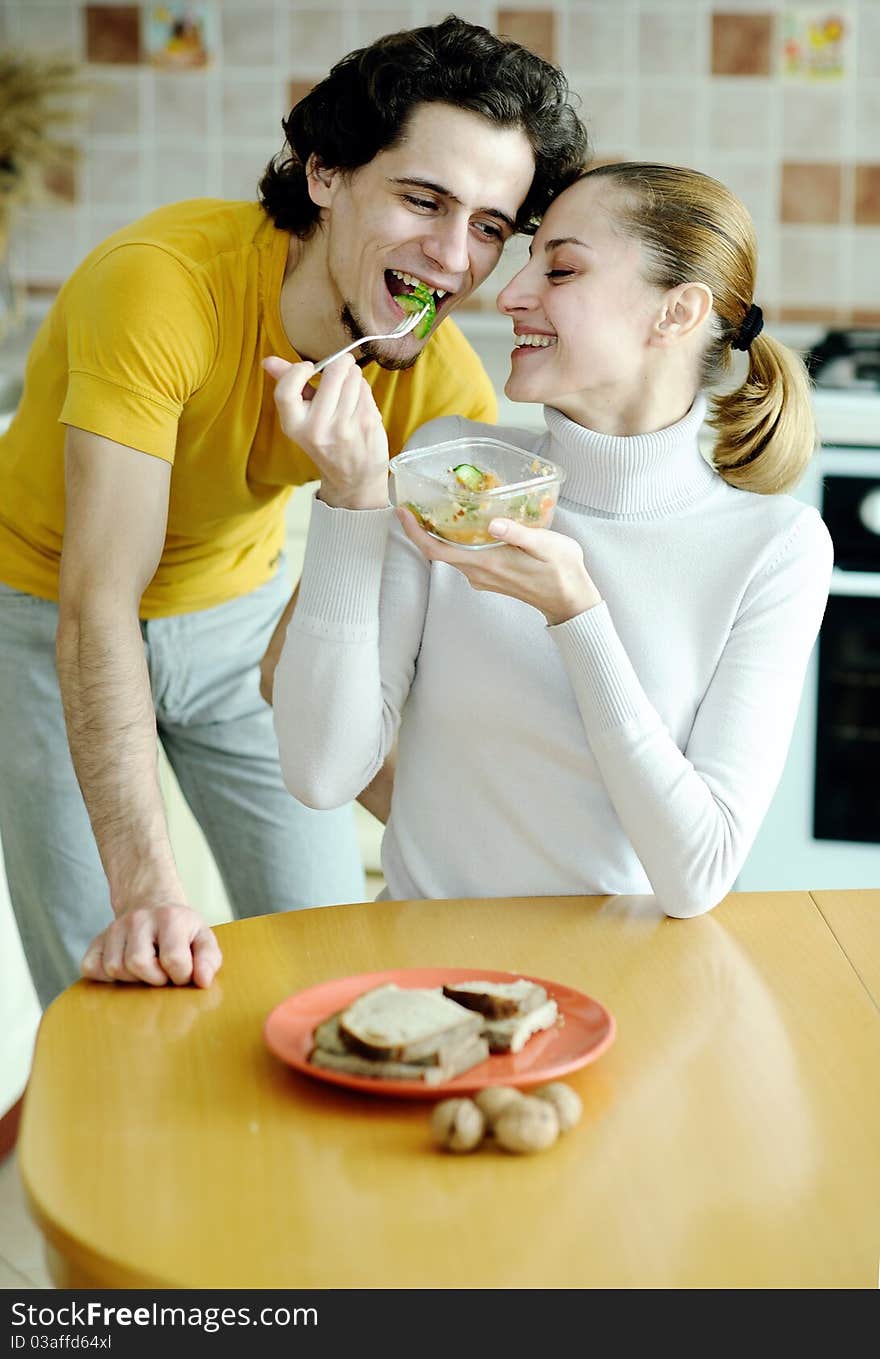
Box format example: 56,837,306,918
0,16,588,1005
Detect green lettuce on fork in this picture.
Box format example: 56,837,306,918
398,279,436,337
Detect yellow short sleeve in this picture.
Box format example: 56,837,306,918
60,243,218,461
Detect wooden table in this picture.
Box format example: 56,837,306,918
18,890,880,1289
810,889,880,1009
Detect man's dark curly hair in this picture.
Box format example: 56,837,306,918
259,14,589,238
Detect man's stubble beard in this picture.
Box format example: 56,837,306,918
340,304,421,373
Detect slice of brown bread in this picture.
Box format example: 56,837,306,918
442,978,548,1019
310,1033,490,1084
481,999,559,1054
338,983,482,1062
313,1011,478,1066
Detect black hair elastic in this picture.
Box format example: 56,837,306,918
731,303,764,351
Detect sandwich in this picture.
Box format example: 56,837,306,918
309,983,488,1084
442,978,548,1018
339,983,483,1061
310,1011,489,1085
307,977,560,1083
442,979,559,1054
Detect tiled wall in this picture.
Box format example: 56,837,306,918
4,0,880,323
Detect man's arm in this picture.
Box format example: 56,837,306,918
56,426,221,986
260,579,396,824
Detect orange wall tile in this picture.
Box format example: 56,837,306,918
855,166,880,226
84,5,142,65
711,14,773,77
496,9,556,65
781,164,843,225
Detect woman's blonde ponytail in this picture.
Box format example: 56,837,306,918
708,331,817,494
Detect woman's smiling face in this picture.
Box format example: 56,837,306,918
498,176,664,412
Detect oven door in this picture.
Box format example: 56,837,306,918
737,444,880,889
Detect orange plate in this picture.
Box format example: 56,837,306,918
264,967,616,1099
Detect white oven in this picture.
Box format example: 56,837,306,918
737,388,880,889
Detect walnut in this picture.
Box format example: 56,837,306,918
429,1097,486,1152
532,1082,583,1132
494,1096,559,1154
474,1086,526,1129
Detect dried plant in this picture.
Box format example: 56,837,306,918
0,51,88,242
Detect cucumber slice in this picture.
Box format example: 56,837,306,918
450,463,487,492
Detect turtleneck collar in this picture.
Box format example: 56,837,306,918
541,392,718,519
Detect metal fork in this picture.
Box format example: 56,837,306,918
311,301,431,374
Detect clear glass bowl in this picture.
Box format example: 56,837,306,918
389,437,566,549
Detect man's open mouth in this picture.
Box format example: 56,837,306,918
384,270,453,329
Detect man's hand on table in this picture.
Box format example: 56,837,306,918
80,903,223,988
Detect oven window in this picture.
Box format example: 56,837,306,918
821,475,880,571
814,594,880,842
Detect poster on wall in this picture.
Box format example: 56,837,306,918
782,9,852,80
145,4,216,69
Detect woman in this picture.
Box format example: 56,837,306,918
264,163,833,917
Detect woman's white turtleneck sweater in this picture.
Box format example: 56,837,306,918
273,397,833,917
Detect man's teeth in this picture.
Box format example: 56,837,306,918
514,334,557,348
390,269,447,299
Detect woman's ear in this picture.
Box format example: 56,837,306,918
652,282,714,347
305,155,338,208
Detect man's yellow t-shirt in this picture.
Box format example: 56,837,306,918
0,199,497,617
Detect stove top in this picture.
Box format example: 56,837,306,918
807,329,880,391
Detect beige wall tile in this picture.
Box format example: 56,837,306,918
636,87,698,158
711,13,774,76
857,3,880,79
84,144,144,205
149,147,211,207
84,5,142,65
781,163,842,224
855,165,880,226
426,4,488,25
222,76,285,140
638,7,701,77
88,73,143,136
14,1,82,57
855,88,880,161
781,87,843,158
702,156,777,225
221,148,269,203
221,5,277,66
496,10,557,64
355,10,415,47
577,85,632,160
566,5,632,74
16,207,81,287
778,226,846,306
289,9,347,71
708,79,776,153
851,229,880,305
153,73,210,137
